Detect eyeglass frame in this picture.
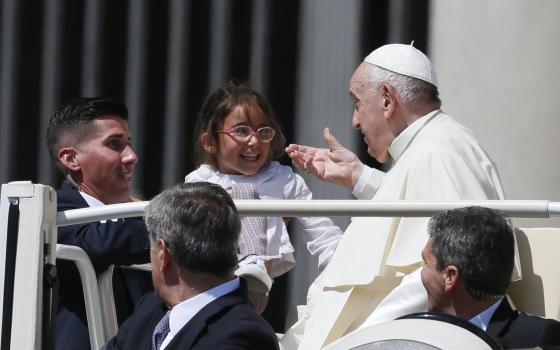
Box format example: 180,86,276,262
217,125,276,143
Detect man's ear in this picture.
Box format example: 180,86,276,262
443,265,460,292
200,132,216,154
159,239,173,271
381,84,397,119
58,147,81,172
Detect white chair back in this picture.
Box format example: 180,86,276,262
508,228,560,320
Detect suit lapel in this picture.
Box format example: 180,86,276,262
166,283,248,349
486,298,517,338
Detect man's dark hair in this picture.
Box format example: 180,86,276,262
46,97,128,172
427,206,514,300
144,182,240,276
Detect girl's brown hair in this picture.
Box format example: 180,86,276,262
193,81,285,167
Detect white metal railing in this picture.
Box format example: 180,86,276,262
54,199,560,347
56,199,560,227
97,266,118,342
56,244,105,350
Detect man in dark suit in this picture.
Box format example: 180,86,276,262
421,206,560,349
486,297,560,348
47,97,152,349
105,182,279,349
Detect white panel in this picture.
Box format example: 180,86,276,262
429,0,560,226
288,0,362,323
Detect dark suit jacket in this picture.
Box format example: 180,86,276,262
486,298,560,349
56,182,152,350
105,282,279,350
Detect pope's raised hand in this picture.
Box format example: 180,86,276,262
285,128,364,190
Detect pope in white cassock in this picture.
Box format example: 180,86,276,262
281,43,521,349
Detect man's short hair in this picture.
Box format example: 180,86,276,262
144,182,240,276
427,206,514,300
46,97,128,172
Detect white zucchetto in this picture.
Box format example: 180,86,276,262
364,42,438,87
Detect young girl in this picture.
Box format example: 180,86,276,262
185,81,342,304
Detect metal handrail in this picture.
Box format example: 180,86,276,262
97,266,118,341
53,198,560,346
97,263,152,340
56,244,105,349
56,199,560,227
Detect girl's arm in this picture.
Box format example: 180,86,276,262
288,172,343,270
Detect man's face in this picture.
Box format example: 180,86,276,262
73,116,138,204
349,63,394,163
421,238,450,313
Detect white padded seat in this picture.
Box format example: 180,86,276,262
508,228,560,320
322,313,501,350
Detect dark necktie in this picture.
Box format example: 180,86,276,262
152,310,171,350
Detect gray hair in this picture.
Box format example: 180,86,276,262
427,206,515,300
365,65,441,111
144,182,240,276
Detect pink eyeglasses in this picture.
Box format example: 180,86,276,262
217,126,276,142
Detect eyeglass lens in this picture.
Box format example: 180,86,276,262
233,126,274,141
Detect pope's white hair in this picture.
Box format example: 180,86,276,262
364,65,441,111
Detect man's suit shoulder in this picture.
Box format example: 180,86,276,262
181,285,279,350
197,302,279,349
57,182,88,210
104,293,165,350
107,288,279,350
488,299,560,348
510,311,560,346
55,182,149,269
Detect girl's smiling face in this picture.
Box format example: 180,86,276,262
205,104,273,175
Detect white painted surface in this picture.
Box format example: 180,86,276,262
430,0,560,226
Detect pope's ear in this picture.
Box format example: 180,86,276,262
200,132,216,154
58,147,81,171
381,84,398,118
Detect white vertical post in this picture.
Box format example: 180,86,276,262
0,182,57,350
